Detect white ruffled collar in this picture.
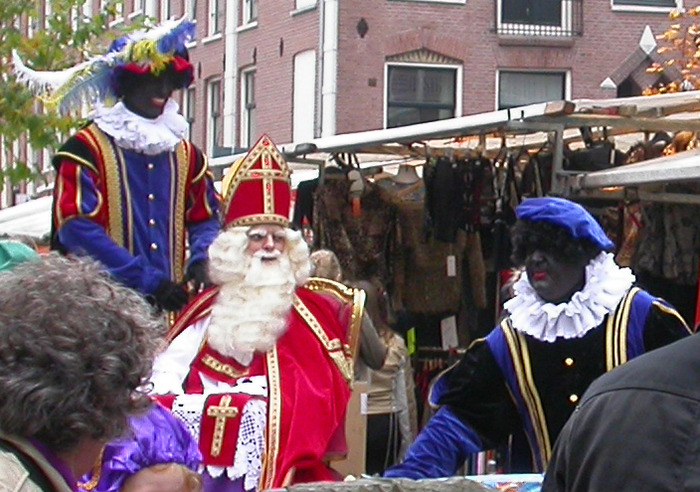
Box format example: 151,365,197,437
503,252,636,342
92,99,188,155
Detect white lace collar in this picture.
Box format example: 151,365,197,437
92,99,188,155
503,252,636,342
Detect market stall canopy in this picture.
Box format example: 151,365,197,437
0,195,52,241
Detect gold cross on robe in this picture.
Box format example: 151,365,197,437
206,395,240,457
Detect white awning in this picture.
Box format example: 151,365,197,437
0,196,53,241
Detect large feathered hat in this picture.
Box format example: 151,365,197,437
12,17,195,115
221,135,292,229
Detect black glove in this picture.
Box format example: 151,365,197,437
186,260,211,292
152,279,189,312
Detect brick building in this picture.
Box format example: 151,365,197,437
3,0,683,208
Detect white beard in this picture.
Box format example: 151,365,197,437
207,237,300,365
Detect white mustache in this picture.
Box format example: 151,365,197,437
254,250,282,260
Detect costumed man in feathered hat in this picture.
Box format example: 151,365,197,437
149,135,365,491
14,18,220,313
384,197,692,478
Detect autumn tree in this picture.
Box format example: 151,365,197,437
645,6,700,95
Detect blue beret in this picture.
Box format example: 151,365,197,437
515,197,614,251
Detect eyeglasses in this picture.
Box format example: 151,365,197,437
246,230,286,243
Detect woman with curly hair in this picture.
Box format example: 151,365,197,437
0,254,165,492
385,197,692,479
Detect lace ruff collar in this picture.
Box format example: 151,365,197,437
503,252,636,342
92,99,188,155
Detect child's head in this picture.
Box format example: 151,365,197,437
121,463,202,492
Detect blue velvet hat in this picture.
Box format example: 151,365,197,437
515,197,614,251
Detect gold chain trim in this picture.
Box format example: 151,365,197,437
77,445,106,491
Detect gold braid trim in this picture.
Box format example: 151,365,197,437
305,277,366,360
501,319,551,470
292,295,354,385
82,125,124,246
606,287,638,371
172,142,189,283
260,347,282,490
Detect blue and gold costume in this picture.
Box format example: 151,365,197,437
385,197,692,478
52,122,219,296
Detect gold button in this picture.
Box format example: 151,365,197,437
150,243,158,251
148,219,156,226
148,194,155,201
569,394,579,403
147,163,154,170
564,357,574,367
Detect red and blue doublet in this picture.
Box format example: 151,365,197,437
52,123,220,294
385,287,691,478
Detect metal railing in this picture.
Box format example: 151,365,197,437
495,0,583,37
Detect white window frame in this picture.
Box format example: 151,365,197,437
183,87,196,141
241,0,257,26
185,0,197,20
390,0,465,3
610,0,680,12
144,0,157,18
160,0,171,20
240,68,256,148
497,0,573,35
293,50,316,143
132,0,145,16
207,79,222,156
495,69,571,110
208,0,222,36
294,0,317,10
383,62,463,130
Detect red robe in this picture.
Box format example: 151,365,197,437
164,285,354,489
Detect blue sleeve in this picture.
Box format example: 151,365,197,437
187,216,220,266
383,406,483,479
59,218,165,295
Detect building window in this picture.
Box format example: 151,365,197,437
497,0,582,36
385,64,458,129
134,0,145,14
293,50,316,142
160,0,171,19
295,0,316,9
612,0,678,8
242,0,257,25
183,88,196,141
207,80,222,156
240,69,256,148
208,0,222,35
144,0,157,18
186,0,197,20
497,70,568,109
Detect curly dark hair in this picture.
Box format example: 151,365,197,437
510,219,602,267
0,254,165,452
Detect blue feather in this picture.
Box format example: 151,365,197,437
157,21,195,54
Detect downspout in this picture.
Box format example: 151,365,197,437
222,0,239,149
320,0,338,137
315,0,324,138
